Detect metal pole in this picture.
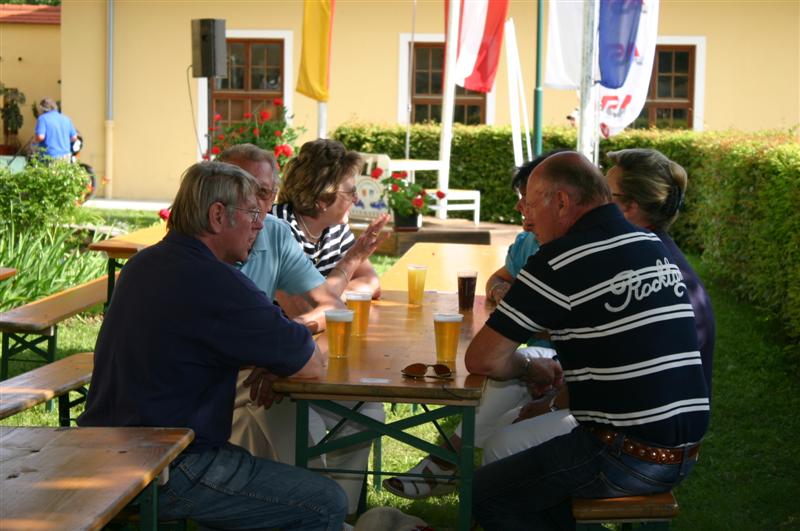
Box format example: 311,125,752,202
577,0,597,159
533,0,544,156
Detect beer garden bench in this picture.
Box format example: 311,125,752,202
573,491,679,530
0,275,110,381
0,352,93,425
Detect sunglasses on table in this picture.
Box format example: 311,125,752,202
401,363,453,380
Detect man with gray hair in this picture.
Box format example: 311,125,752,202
466,152,709,529
79,161,348,530
34,97,77,160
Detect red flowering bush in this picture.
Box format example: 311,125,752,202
374,170,445,217
206,98,304,168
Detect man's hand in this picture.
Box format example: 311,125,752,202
243,367,284,409
346,214,390,263
522,357,563,396
512,396,554,424
488,281,511,304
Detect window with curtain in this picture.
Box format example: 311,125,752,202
411,43,486,125
211,39,284,127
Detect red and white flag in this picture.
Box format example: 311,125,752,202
446,0,509,93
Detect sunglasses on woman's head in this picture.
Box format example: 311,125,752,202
401,363,453,380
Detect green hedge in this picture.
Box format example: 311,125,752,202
0,158,92,229
333,123,800,340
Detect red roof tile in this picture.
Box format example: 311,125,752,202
0,4,60,25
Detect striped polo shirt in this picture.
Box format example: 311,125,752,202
271,203,355,276
487,204,709,447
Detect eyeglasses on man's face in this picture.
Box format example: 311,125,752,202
231,206,263,224
257,187,278,202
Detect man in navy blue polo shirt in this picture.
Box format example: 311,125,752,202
466,152,709,530
79,161,347,530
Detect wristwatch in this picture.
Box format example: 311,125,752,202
520,353,531,380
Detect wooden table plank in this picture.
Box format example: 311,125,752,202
0,426,193,531
0,267,16,282
379,242,506,295
0,353,93,420
273,290,489,404
87,224,166,260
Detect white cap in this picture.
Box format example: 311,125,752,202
325,309,354,322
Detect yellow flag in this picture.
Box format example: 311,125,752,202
296,0,335,102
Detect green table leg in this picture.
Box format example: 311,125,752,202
458,405,476,531
138,480,158,531
295,400,310,468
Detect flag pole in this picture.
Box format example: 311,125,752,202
318,102,327,139
533,0,543,157
577,0,598,160
438,0,461,220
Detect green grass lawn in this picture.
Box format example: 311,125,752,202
2,253,798,530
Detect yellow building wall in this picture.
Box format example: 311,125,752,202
0,21,61,143
60,1,799,201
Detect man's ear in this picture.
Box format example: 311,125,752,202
554,189,572,217
207,202,226,234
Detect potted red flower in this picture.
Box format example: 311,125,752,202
371,168,445,231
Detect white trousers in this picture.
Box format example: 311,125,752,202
452,347,579,465
230,370,385,514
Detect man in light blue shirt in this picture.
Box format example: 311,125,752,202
34,97,77,160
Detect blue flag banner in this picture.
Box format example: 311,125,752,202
599,0,643,89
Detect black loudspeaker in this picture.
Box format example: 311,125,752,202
191,18,227,78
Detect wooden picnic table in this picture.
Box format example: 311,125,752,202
0,426,193,531
87,224,166,305
0,267,17,281
380,242,506,295
274,289,490,531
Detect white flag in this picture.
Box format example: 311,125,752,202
544,0,584,90
599,0,660,137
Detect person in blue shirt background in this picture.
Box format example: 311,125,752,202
34,97,77,160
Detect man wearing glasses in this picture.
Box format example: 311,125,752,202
79,161,348,530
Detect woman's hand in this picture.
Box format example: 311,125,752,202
346,213,390,263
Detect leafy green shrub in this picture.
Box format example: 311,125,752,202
0,158,92,229
0,223,107,311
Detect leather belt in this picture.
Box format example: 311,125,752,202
587,426,700,465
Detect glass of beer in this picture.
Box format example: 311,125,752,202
324,309,354,359
345,291,372,336
407,265,428,305
434,313,463,371
457,270,477,311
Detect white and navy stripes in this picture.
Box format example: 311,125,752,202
487,204,709,446
271,204,355,276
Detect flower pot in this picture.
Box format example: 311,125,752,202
392,210,421,232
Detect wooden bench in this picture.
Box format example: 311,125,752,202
573,491,679,530
0,352,93,425
0,275,109,380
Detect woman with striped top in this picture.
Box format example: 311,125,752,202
272,139,387,319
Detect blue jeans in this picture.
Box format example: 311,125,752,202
158,443,348,531
472,425,697,531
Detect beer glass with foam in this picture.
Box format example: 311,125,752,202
324,309,354,358
434,313,463,371
345,291,372,336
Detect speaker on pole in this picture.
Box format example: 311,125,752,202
191,19,227,78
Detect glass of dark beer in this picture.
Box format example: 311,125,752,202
457,271,477,311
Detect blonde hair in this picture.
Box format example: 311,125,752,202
278,139,363,217
168,161,258,237
607,149,688,231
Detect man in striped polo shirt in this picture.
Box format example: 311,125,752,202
466,151,709,530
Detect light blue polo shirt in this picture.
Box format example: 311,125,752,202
505,231,541,278
239,215,325,299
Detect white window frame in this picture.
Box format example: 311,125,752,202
396,33,496,125
197,29,294,160
656,36,706,132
